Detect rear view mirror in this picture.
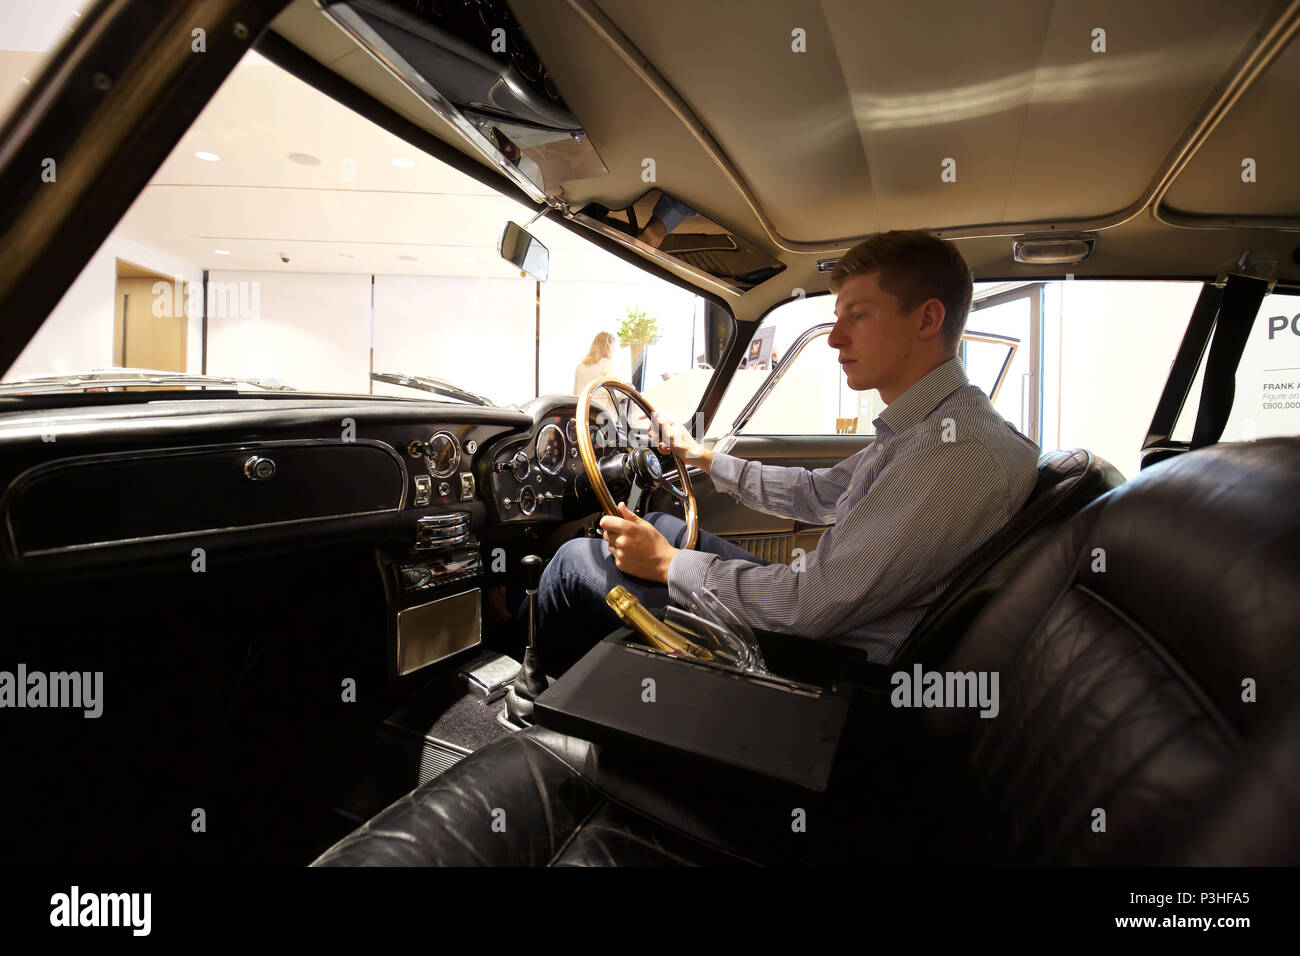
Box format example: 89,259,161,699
499,222,550,281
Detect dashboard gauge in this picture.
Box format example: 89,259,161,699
510,450,530,481
518,485,537,516
425,431,460,478
565,418,579,444
590,421,613,460
536,423,566,475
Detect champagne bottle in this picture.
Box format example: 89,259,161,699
605,586,714,661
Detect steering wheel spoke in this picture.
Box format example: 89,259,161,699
660,479,690,506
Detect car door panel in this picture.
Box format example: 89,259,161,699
649,434,872,558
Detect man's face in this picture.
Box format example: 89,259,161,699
828,272,921,394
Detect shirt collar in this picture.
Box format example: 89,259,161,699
875,356,969,436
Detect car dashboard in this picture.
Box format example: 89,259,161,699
0,391,624,686
487,401,620,525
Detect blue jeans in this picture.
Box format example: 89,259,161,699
526,511,771,674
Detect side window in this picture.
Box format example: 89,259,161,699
706,289,1023,440
739,333,882,435
960,334,1019,409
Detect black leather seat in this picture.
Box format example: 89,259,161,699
908,437,1300,864
312,439,1300,866
756,448,1123,684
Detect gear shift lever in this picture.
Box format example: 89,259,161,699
503,554,548,728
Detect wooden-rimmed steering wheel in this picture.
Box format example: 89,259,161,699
576,376,699,551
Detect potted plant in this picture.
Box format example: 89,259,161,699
617,306,662,390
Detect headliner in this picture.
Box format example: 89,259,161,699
272,0,1300,319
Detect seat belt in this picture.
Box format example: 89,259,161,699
1189,275,1268,450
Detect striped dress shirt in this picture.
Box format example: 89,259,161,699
666,356,1041,663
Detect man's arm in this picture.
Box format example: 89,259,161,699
652,412,861,525
667,440,1018,636
707,449,860,525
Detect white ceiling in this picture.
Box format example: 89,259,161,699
0,41,661,285
124,50,661,283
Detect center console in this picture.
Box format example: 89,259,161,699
381,509,485,679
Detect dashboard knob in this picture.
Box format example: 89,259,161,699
243,456,276,480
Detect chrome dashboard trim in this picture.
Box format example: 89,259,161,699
425,430,461,478
535,422,566,476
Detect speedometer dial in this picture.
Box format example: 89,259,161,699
536,423,566,475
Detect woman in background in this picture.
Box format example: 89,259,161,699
574,331,620,395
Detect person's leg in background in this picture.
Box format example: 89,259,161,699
524,511,768,675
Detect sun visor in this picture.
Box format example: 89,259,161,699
320,0,607,198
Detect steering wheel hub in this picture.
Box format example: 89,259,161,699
633,446,662,481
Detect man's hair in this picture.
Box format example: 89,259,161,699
829,229,973,355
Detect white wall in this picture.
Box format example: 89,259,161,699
539,278,700,399
4,236,203,380
1052,281,1202,478
372,274,537,405
205,270,371,391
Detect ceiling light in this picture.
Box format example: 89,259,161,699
339,253,354,259
289,152,321,166
195,151,220,162
1012,236,1096,265
214,249,230,255
398,255,418,261
391,157,414,168
463,257,477,263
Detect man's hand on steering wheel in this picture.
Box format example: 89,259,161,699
599,501,679,584
649,411,707,464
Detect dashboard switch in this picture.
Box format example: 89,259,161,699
460,472,475,501
413,475,432,506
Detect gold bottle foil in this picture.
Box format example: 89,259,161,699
606,586,714,661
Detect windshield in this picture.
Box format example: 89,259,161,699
2,43,726,416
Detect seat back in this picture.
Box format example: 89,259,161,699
833,449,1124,689
926,438,1300,864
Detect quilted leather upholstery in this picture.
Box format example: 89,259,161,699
312,726,763,866
313,439,1300,866
922,438,1300,865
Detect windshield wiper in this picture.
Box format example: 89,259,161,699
371,371,495,407
0,368,295,394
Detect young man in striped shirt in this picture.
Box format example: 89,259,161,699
534,229,1040,672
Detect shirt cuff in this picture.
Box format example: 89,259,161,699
706,451,745,497
667,548,716,607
